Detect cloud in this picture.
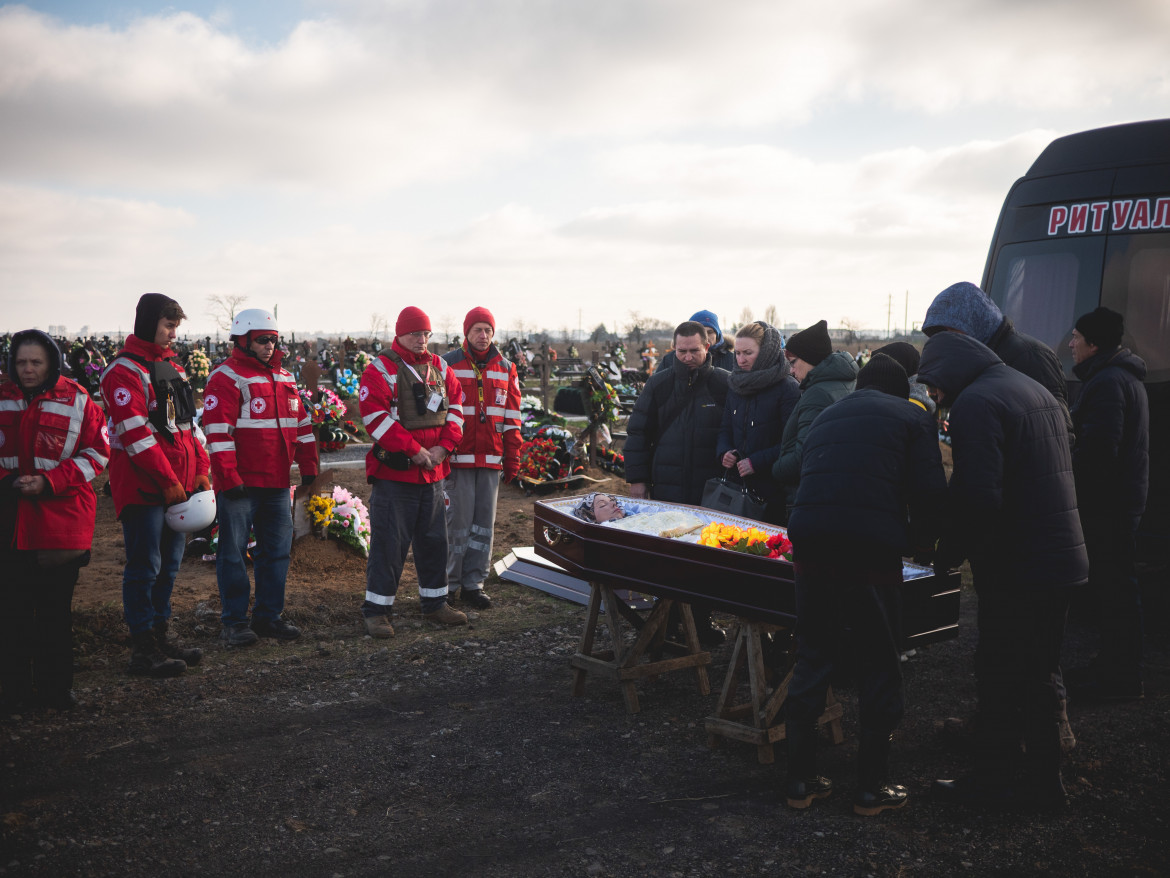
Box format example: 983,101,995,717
2,1,1167,194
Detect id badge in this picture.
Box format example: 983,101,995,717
426,390,443,412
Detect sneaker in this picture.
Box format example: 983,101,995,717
785,776,833,810
423,604,468,627
220,622,260,648
458,589,493,610
365,614,395,639
128,631,187,677
853,784,910,816
251,618,301,641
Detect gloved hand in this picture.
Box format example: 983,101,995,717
222,484,248,500
300,474,316,487
193,474,212,493
503,466,519,484
162,482,188,506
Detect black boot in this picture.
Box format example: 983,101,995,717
691,605,726,647
127,631,186,678
785,722,832,809
154,620,203,666
854,731,908,816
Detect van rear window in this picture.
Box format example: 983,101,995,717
990,238,1103,373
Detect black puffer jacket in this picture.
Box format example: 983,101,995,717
986,317,1074,447
917,332,1087,589
1071,346,1149,529
624,358,729,504
715,372,800,504
788,388,946,557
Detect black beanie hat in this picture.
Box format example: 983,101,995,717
133,293,179,342
1074,306,1124,350
872,341,920,377
785,319,832,366
856,352,910,398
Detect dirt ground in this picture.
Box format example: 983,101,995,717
2,457,1169,877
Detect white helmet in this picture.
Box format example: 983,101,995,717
165,491,217,533
231,308,277,336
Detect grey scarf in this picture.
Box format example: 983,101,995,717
727,322,790,396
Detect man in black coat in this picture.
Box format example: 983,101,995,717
1065,307,1149,701
625,321,729,504
917,332,1088,810
923,281,1073,447
785,354,946,816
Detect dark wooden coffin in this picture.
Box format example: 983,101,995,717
533,496,960,648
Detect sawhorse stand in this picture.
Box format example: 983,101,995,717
705,619,844,763
570,582,711,714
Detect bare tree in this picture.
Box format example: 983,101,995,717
739,306,754,327
437,313,456,346
369,312,389,344
839,315,860,346
763,304,779,327
206,294,249,333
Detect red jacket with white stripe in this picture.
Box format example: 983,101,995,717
359,340,464,485
100,335,210,516
201,347,318,491
0,375,110,550
441,343,523,478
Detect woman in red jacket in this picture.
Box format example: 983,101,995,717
0,330,109,712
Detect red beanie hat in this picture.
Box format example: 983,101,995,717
463,306,495,338
396,306,432,337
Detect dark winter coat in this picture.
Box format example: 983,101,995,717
1071,346,1149,530
715,372,800,504
771,351,858,505
917,332,1087,589
624,359,729,505
986,317,1074,447
788,388,946,557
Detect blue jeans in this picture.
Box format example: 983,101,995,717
216,488,293,626
121,504,187,635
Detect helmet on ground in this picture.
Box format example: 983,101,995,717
165,491,217,533
231,308,277,336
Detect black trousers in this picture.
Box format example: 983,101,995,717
787,552,905,738
0,550,81,702
973,581,1068,784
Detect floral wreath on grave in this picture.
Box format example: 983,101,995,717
305,486,371,557
590,382,620,426
185,348,211,389
334,367,360,397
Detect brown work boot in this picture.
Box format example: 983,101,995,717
364,614,395,639
423,604,467,627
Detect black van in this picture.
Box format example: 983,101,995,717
981,118,1169,579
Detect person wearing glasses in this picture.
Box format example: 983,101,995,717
203,308,319,647
441,307,522,610
358,307,467,636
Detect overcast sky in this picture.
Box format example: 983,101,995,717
2,0,1168,340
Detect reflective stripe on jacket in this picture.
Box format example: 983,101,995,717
0,375,109,550
99,334,209,515
359,341,464,484
202,347,318,490
441,344,522,474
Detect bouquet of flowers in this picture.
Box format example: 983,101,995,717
299,387,347,425
699,522,792,560
305,486,371,556
186,348,211,390
334,367,360,397
590,382,620,426
353,350,373,373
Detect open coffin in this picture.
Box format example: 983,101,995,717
533,495,960,648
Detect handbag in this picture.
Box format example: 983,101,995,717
700,468,767,520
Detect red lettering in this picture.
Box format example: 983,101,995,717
1130,198,1151,230
1090,202,1109,232
1068,204,1089,233
1048,206,1068,235
1112,200,1133,230
1154,198,1170,229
